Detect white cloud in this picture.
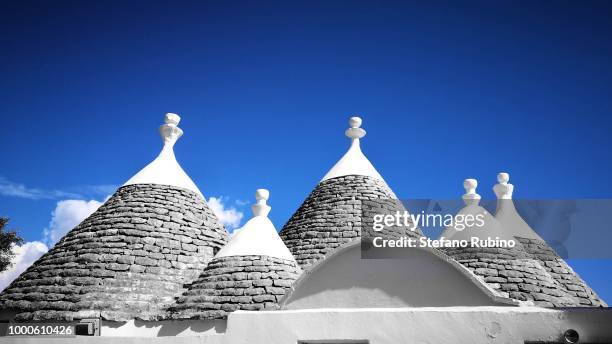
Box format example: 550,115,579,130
0,197,106,291
79,184,118,196
0,176,115,201
0,241,49,292
208,196,244,231
235,199,249,206
0,176,81,200
43,199,104,246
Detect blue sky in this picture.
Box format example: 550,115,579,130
1,1,611,300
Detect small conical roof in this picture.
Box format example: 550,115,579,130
493,172,606,307
216,189,296,261
0,114,229,321
493,173,544,241
171,190,301,320
280,116,422,269
124,113,202,197
442,177,605,307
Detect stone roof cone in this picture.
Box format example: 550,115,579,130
0,114,229,321
493,172,543,241
493,172,606,307
171,190,301,319
280,116,422,269
441,177,606,307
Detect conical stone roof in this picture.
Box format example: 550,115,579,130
171,190,301,319
0,114,229,321
493,173,606,307
280,117,422,269
442,177,605,307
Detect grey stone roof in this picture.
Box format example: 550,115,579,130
516,237,606,307
170,255,301,319
0,184,229,321
443,238,606,307
280,175,423,269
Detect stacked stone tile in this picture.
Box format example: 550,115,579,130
493,173,605,306
280,175,422,268
170,255,300,319
442,176,605,307
516,237,605,306
0,184,228,321
443,246,584,307
171,189,301,319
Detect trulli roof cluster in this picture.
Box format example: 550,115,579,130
0,113,605,322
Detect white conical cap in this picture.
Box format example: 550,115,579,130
216,189,297,261
321,116,384,182
123,113,203,197
440,178,518,243
493,172,544,240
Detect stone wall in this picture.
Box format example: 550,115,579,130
280,175,422,268
0,184,228,321
170,255,301,319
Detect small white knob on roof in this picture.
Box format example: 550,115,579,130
165,113,181,126
252,189,271,217
463,178,481,205
493,172,514,199
345,116,366,139
498,172,509,184
160,113,183,146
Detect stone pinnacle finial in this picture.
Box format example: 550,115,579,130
493,172,514,199
160,113,184,147
463,178,481,205
251,189,271,217
345,116,366,140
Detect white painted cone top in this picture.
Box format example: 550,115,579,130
441,178,517,243
494,172,544,241
321,116,384,182
123,113,203,197
216,189,297,261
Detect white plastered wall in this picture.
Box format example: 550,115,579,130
281,242,509,309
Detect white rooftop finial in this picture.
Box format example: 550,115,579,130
251,189,271,217
320,116,384,182
493,172,544,241
160,113,183,149
123,113,203,196
493,172,514,199
462,178,481,205
345,116,366,139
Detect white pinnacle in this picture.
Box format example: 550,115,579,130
493,172,513,199
251,189,271,217
216,189,297,261
441,177,518,244
320,116,384,182
462,178,481,205
493,172,544,240
123,113,203,197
